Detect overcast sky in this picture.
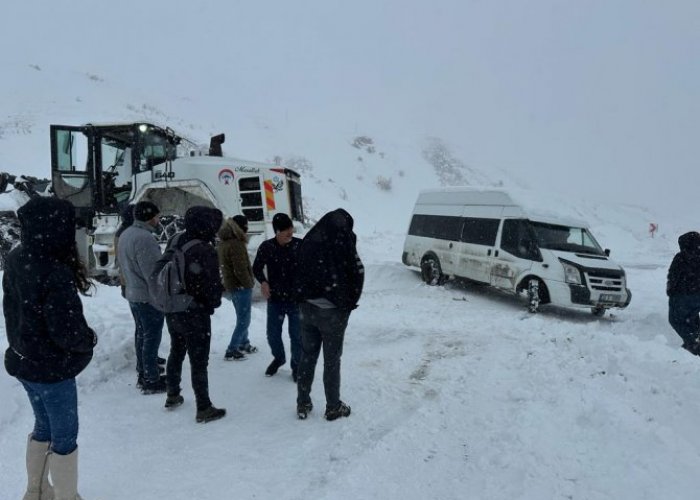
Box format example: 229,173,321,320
2,0,699,217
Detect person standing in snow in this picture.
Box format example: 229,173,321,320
667,231,700,355
117,200,167,394
253,213,303,380
218,215,258,360
163,206,227,423
3,197,97,500
114,203,135,297
295,208,364,421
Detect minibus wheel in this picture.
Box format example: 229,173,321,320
421,255,446,286
526,278,548,313
591,306,606,317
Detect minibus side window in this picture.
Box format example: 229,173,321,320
500,219,542,261
409,214,462,241
460,217,499,246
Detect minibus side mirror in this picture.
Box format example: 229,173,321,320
604,248,610,257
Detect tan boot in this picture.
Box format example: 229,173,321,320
48,447,83,500
23,434,54,500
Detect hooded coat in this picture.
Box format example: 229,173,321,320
217,218,254,290
167,206,224,314
667,231,700,296
295,208,364,310
3,197,95,383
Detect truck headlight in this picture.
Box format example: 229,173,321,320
560,260,582,285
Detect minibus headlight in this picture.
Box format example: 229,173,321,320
560,260,582,285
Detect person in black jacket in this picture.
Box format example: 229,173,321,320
253,213,303,379
667,231,700,355
295,208,364,421
3,197,96,500
163,206,227,423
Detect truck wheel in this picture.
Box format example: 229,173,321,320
591,306,606,317
421,255,446,286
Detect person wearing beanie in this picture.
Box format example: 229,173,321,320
218,214,258,360
163,206,226,423
117,200,167,394
133,201,159,222
667,231,700,355
253,212,303,380
4,197,97,499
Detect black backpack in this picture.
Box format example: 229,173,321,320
149,233,201,313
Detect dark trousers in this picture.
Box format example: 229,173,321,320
669,293,700,345
129,302,164,384
296,303,350,409
165,311,212,411
266,300,301,371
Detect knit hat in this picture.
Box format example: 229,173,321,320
272,213,293,233
232,215,248,232
133,201,159,222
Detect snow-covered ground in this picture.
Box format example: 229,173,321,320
1,217,699,499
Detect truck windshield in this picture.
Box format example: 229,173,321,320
530,221,605,256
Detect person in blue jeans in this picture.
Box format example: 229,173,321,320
3,197,97,499
253,213,302,380
218,215,257,360
117,201,166,394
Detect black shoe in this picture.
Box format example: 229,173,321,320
157,356,167,366
265,358,285,377
224,349,247,361
196,405,226,423
325,401,351,421
164,394,184,409
297,401,313,420
136,374,144,389
141,377,167,395
241,343,258,354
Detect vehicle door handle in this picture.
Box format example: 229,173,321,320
487,249,491,256
494,250,499,257
449,242,453,249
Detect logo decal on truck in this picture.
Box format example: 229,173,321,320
218,168,235,185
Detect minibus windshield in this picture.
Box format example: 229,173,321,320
530,221,605,256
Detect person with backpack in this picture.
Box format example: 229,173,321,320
116,201,166,394
160,206,227,423
253,213,303,380
218,215,257,361
667,231,700,355
3,197,97,500
295,208,364,421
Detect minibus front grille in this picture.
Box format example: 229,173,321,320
586,272,625,292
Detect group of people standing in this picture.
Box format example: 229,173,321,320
3,197,364,499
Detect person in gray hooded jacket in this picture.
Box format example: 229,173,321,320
116,201,166,394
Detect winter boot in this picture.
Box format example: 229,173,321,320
297,401,313,420
48,447,83,500
23,434,54,500
164,393,184,409
325,401,351,421
240,343,258,354
265,358,285,376
141,376,167,395
224,349,246,361
196,405,226,423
